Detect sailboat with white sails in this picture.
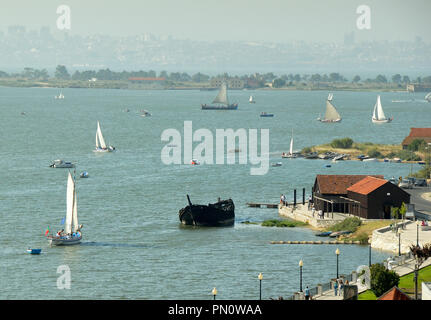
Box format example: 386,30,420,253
317,93,341,122
372,95,392,123
201,82,238,110
249,95,255,103
47,172,83,246
94,121,115,152
282,129,297,158
425,92,431,102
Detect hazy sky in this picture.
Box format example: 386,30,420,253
1,0,430,42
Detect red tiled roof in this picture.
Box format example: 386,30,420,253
347,176,388,195
128,77,166,81
315,175,384,195
402,128,431,146
377,286,412,300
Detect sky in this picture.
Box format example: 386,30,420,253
1,0,430,42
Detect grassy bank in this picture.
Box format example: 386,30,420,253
241,219,308,228
303,138,426,162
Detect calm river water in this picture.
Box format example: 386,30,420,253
0,87,428,299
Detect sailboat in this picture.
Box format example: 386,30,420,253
55,91,64,99
94,121,115,152
317,94,341,122
372,96,392,123
282,129,297,158
249,95,255,103
425,92,431,102
47,172,83,246
201,82,238,110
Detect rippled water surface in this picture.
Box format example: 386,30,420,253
1,87,428,299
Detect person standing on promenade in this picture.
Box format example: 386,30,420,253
333,280,338,296
305,286,310,300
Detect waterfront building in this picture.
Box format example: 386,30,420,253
210,78,244,89
401,128,431,149
312,175,410,219
407,84,431,92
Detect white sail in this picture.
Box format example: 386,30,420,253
64,172,75,234
373,96,386,120
72,190,78,233
96,121,107,149
289,130,294,155
249,95,254,102
327,93,333,101
212,83,229,105
425,92,431,101
324,101,341,121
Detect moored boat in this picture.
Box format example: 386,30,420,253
260,112,274,117
179,195,235,227
49,159,75,168
27,248,42,254
315,231,332,237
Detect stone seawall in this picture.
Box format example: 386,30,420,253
371,221,415,254
278,204,343,229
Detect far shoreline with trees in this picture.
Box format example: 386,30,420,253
1,65,431,91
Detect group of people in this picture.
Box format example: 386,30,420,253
333,278,348,297
55,224,83,239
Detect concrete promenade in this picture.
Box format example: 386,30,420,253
314,255,431,300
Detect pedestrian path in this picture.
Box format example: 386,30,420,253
313,256,431,300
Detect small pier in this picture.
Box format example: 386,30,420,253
246,202,278,209
270,240,362,245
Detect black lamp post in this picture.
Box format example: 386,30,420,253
369,242,372,267
335,248,340,278
417,220,420,247
299,260,303,292
414,265,419,300
398,230,401,256
258,273,263,300
212,287,217,300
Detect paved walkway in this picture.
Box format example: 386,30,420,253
313,255,431,300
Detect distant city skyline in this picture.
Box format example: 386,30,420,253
0,0,430,43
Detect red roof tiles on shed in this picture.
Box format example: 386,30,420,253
347,176,388,195
402,128,431,146
315,175,384,195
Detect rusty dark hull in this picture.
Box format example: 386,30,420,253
179,199,235,227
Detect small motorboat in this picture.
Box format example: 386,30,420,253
260,112,274,117
362,158,377,162
27,248,42,254
141,109,151,117
329,230,352,238
271,162,282,167
325,164,332,168
191,159,200,165
49,159,75,168
80,171,89,178
315,231,332,237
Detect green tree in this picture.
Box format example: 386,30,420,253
330,137,354,149
370,263,400,297
272,78,286,88
402,75,410,84
399,202,407,222
352,75,361,83
408,139,427,152
392,74,402,84
375,75,387,83
54,65,70,80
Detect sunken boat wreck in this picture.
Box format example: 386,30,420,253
179,195,235,227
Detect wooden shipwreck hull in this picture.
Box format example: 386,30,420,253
179,196,235,227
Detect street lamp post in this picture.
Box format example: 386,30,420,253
258,273,263,300
335,248,340,278
414,265,419,300
212,287,217,300
417,220,421,247
299,260,303,292
399,230,403,256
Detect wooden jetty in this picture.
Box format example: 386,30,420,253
270,240,362,245
246,202,278,209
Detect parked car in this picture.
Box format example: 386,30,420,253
414,178,428,187
389,177,398,185
407,177,416,185
399,179,413,189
